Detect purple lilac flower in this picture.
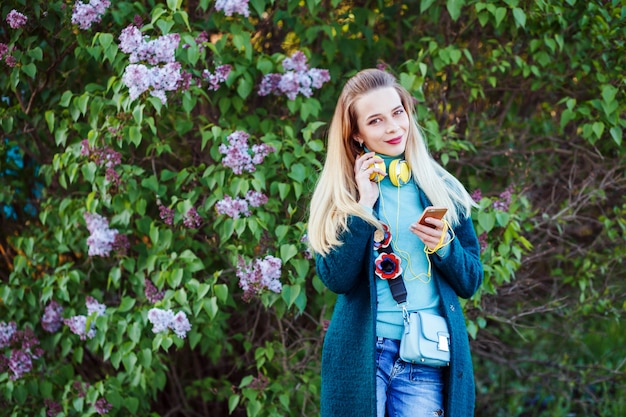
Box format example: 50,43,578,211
81,140,122,168
202,64,232,91
86,296,106,316
112,233,129,255
236,255,282,300
42,301,64,333
478,232,488,253
0,43,9,60
6,10,28,29
183,207,202,229
147,308,191,338
245,190,268,207
219,131,255,174
45,399,63,417
73,381,88,397
258,73,282,96
251,143,274,165
282,51,308,71
65,298,106,340
64,316,95,340
195,31,209,48
158,203,174,225
94,398,112,415
493,185,513,211
5,54,17,67
301,234,312,259
122,62,182,104
177,69,193,91
0,321,17,348
147,308,174,333
215,195,250,219
119,25,179,65
471,189,482,203
218,131,275,174
84,212,119,257
133,14,143,27
216,190,269,219
1,326,42,380
259,52,330,100
71,0,111,30
8,349,32,380
170,312,192,338
215,0,250,17
118,25,182,104
376,61,389,72
144,279,165,304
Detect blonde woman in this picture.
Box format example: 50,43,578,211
308,69,483,417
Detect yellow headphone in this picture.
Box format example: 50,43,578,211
369,158,412,187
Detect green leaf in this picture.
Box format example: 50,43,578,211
512,7,526,28
81,161,97,183
446,0,465,21
60,90,73,107
280,244,298,263
22,63,37,78
237,77,253,99
494,7,507,27
98,33,114,50
44,110,55,133
288,163,307,183
129,126,142,147
420,0,437,13
117,296,136,313
229,395,241,414
610,127,622,146
477,211,496,233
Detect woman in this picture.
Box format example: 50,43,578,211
307,69,483,417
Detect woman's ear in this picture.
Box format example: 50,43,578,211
353,136,363,147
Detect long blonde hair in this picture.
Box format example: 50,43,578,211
307,69,475,255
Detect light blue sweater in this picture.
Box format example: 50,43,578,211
375,156,441,339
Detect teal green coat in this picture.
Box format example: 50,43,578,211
316,192,483,417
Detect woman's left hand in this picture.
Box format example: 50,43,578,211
409,217,448,251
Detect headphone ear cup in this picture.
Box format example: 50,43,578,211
389,159,411,186
369,160,386,182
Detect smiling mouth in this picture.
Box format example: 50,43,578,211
386,136,403,145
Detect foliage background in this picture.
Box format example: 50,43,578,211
1,0,625,416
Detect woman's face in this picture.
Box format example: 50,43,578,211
353,87,410,157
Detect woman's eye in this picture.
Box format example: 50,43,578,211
368,118,381,125
394,109,405,116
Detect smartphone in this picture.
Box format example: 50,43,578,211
418,207,448,228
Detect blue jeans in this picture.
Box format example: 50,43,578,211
376,337,445,417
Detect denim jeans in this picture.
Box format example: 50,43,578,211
376,337,445,417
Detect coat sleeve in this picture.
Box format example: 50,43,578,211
315,215,376,294
431,215,484,299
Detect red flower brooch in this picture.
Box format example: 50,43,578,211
373,223,392,250
374,252,403,280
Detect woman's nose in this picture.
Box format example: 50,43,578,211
386,123,398,133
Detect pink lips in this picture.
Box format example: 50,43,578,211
386,136,403,145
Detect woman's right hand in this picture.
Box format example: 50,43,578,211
355,152,385,208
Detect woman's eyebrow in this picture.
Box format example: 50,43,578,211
365,105,403,120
